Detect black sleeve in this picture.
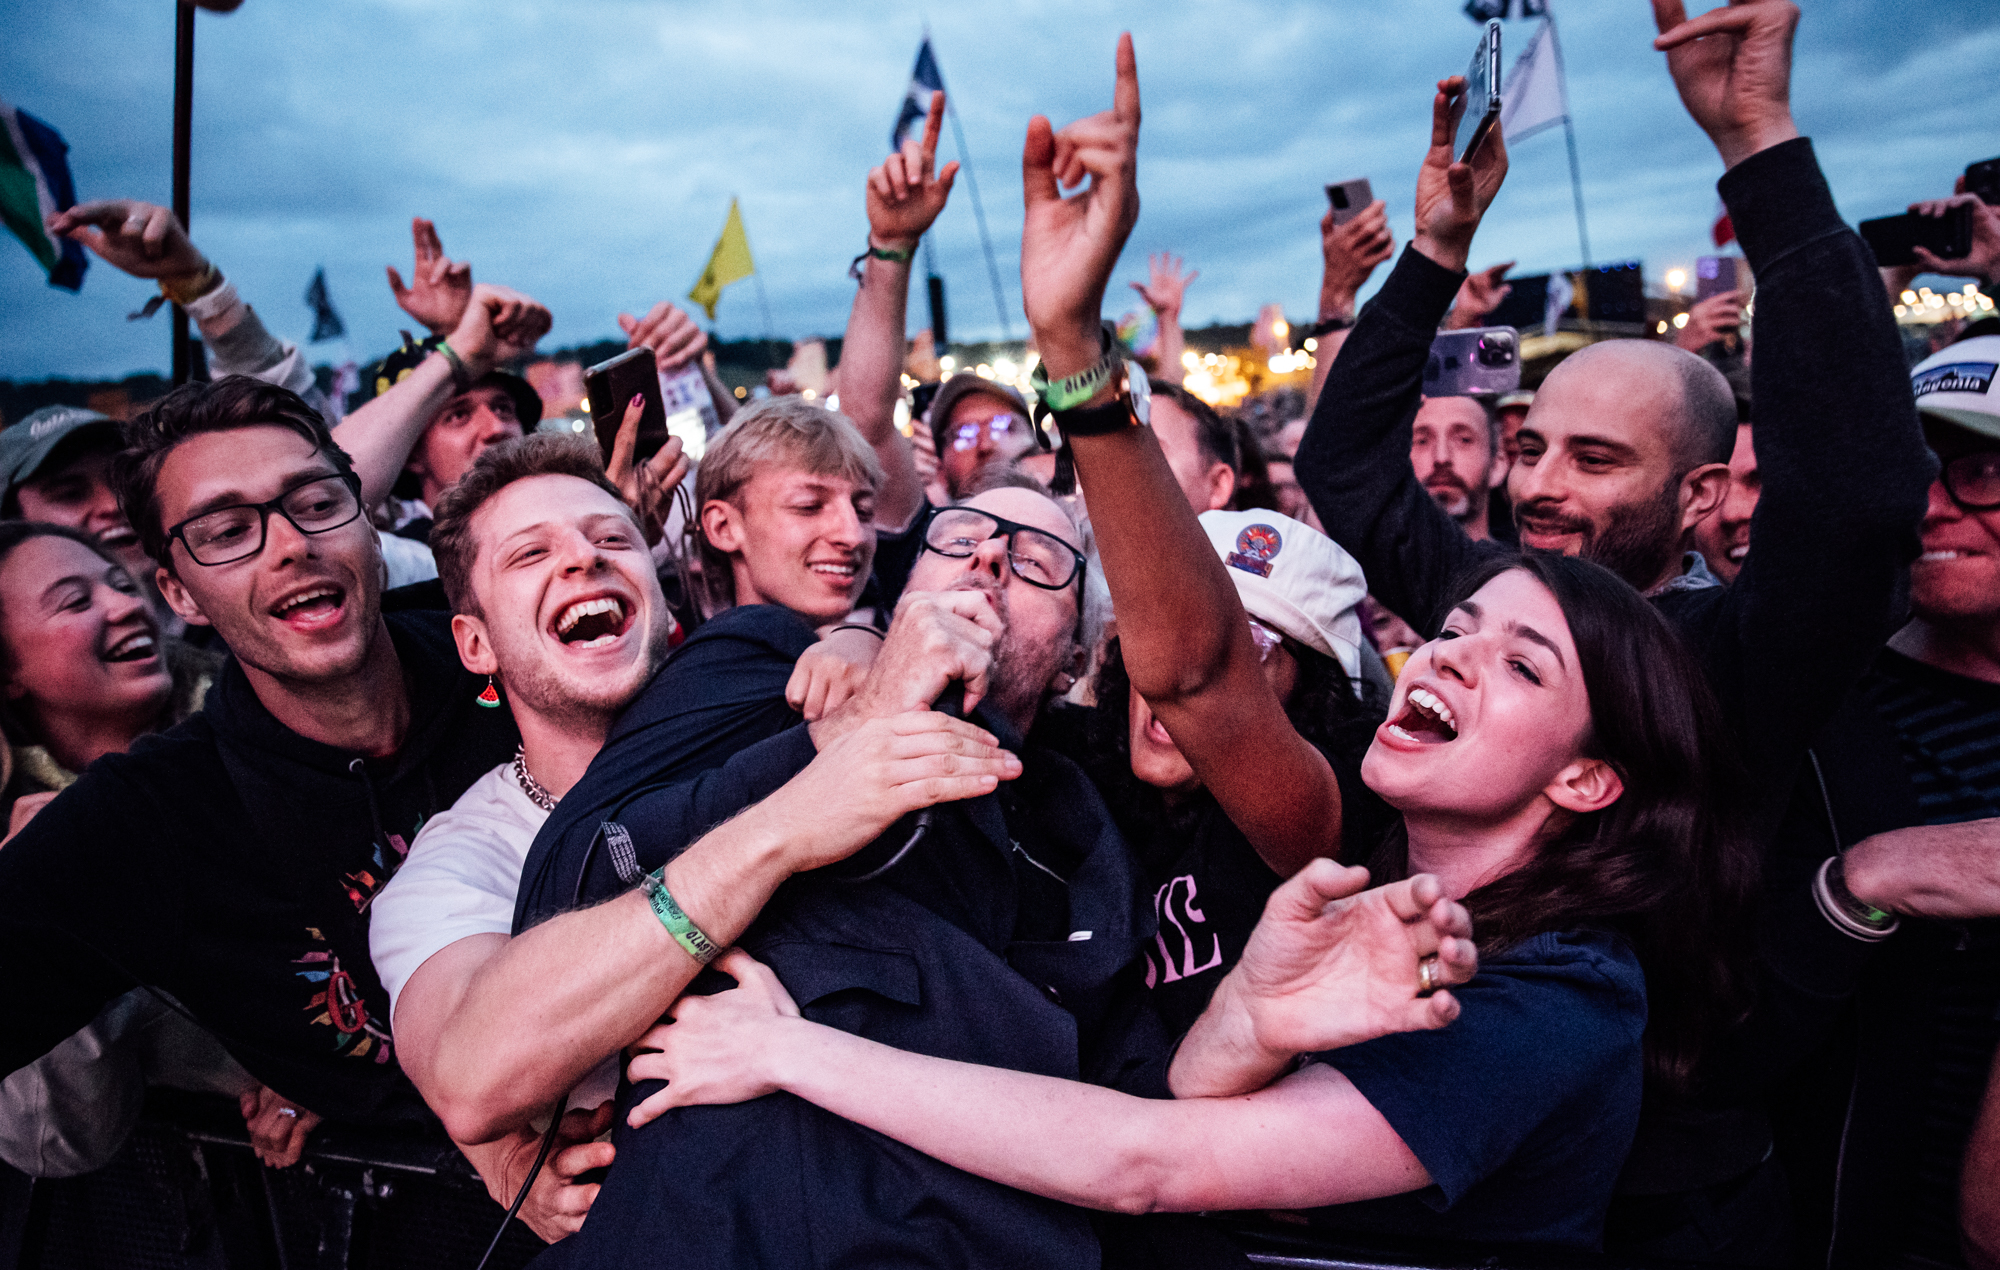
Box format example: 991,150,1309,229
1696,138,1935,792
604,726,821,874
0,774,152,1077
1293,247,1493,635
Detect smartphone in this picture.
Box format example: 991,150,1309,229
1325,177,1374,226
1695,255,1746,302
1860,205,1975,268
584,347,667,464
1966,156,2000,208
1454,20,1502,164
1423,326,1520,398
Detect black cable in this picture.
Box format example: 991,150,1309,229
473,1099,567,1270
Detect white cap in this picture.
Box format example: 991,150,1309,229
1911,335,2000,441
1198,510,1369,679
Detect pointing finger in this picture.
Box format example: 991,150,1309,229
921,91,946,174
1113,32,1140,127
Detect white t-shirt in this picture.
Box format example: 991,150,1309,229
370,761,617,1109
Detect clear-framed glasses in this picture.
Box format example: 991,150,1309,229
1247,617,1287,663
951,411,1026,453
920,506,1086,591
168,471,364,566
1941,451,2000,511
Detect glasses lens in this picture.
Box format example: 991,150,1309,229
184,507,264,563
926,509,999,556
1247,619,1284,662
283,476,361,531
1948,453,2000,508
1008,528,1078,589
953,424,983,452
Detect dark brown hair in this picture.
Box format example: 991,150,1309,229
1369,552,1759,1091
429,432,626,618
1148,377,1239,474
112,377,355,574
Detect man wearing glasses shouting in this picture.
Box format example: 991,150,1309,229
0,376,519,1166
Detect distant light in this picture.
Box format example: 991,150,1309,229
939,355,956,371
802,388,816,400
1656,320,1669,334
975,364,994,380
1273,319,1290,339
571,419,586,433
1894,305,1908,317
1303,337,1318,352
1902,290,1919,305
733,386,747,399
1181,350,1200,369
1665,268,1687,291
826,394,839,411
579,397,590,413
1672,313,1690,329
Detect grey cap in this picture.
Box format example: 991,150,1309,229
925,373,1031,456
0,406,122,508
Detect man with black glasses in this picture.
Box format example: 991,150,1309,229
0,375,518,1162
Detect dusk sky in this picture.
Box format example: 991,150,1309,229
5,0,1997,380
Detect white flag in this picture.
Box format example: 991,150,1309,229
1500,18,1568,144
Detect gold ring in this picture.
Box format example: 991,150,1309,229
1417,955,1440,997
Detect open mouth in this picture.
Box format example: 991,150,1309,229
1385,685,1459,744
102,630,159,664
1920,549,1976,562
269,584,346,629
552,595,632,649
98,526,141,550
1727,544,1749,564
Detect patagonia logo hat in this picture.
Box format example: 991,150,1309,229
1911,335,2000,441
0,405,121,507
1198,509,1369,679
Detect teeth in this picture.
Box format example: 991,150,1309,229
277,587,337,614
556,596,623,634
1921,550,1965,562
1406,687,1457,732
1387,723,1419,742
809,563,856,577
1728,546,1749,562
105,633,155,660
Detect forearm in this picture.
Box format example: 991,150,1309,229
1844,820,2000,918
331,355,462,510
433,811,793,1142
1169,974,1292,1099
701,359,738,427
1152,312,1185,386
1303,327,1349,418
457,1128,541,1210
841,255,924,531
1964,1046,2000,1270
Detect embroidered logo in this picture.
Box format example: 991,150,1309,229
1226,523,1283,578
1913,361,1997,399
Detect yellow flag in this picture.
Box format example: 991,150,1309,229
687,198,755,321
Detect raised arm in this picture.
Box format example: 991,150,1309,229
840,92,959,533
1131,253,1195,385
1303,199,1393,415
1292,80,1506,634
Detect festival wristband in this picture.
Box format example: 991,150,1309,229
1812,855,1899,942
434,340,473,394
1306,315,1354,338
847,242,916,280
1030,324,1122,413
158,261,222,306
641,867,722,964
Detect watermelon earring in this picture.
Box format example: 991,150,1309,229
476,676,501,708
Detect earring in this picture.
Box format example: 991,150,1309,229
476,676,502,708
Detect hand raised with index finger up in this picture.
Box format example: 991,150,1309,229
1020,33,1141,380
869,92,960,253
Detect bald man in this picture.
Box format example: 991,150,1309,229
1292,26,1933,1262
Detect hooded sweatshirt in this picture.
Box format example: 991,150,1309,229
0,607,516,1126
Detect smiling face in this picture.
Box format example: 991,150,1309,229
0,533,172,743
1910,427,2000,628
1691,424,1758,585
452,474,671,730
151,426,383,686
1361,569,1599,827
410,385,525,507
904,486,1084,733
14,441,152,583
702,459,877,623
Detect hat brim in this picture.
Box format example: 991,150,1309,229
1920,405,2000,443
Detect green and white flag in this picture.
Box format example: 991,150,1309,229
1,96,87,290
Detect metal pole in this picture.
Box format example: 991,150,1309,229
1545,13,1591,269
939,96,1013,341
171,1,195,383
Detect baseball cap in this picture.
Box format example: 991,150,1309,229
925,373,1032,457
0,406,122,509
1198,509,1368,680
1496,389,1534,411
1911,335,2000,442
363,334,543,430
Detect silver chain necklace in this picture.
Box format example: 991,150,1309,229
511,745,557,812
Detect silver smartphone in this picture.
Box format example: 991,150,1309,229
1326,177,1374,226
1423,326,1520,398
1454,19,1502,164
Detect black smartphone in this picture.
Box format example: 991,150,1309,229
1325,177,1374,226
584,347,666,464
1966,156,2000,207
1454,20,1502,164
1860,205,1975,268
1423,326,1520,398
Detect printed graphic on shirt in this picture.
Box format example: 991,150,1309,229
1144,873,1223,988
342,828,414,912
294,926,394,1063
1226,524,1283,578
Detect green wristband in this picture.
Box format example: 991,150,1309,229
435,340,473,394
1030,325,1121,412
641,867,721,964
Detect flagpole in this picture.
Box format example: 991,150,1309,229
734,192,776,342
171,0,195,384
938,93,1013,341
1545,12,1592,269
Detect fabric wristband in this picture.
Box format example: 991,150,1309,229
1030,325,1122,413
848,242,916,280
641,866,722,964
434,340,473,394
158,261,222,306
1812,855,1899,942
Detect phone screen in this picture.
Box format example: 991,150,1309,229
1454,21,1500,163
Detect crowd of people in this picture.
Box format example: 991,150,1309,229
5,2,2000,1267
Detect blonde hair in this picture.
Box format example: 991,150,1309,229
692,397,884,614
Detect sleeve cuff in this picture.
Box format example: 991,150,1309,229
1717,137,1845,275
1366,245,1468,334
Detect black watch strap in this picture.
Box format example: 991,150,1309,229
1307,315,1355,338
1052,393,1138,438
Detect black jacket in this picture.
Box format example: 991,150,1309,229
1293,137,1932,1194
0,607,516,1126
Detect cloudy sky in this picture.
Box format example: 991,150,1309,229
5,0,1997,380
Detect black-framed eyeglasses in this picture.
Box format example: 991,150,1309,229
920,506,1087,591
168,471,365,566
1941,451,2000,511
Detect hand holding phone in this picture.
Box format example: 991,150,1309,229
1326,178,1375,226
584,347,666,464
1861,206,1974,268
1453,21,1502,164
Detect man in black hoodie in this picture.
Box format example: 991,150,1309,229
1293,1,1932,1259
0,376,517,1155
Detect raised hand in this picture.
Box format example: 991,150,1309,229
618,301,709,373
45,199,207,282
1652,0,1801,171
603,394,690,546
1411,77,1509,274
870,92,961,252
1019,33,1141,378
448,283,552,377
386,218,473,336
1675,288,1743,352
1318,200,1395,320
1911,193,2000,284
1131,252,1197,320
624,949,803,1128
1444,260,1515,330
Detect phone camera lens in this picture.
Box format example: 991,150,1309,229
1475,334,1516,368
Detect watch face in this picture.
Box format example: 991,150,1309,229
1126,359,1152,426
